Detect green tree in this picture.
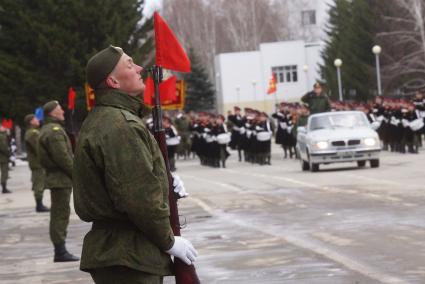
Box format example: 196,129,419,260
320,0,379,102
184,49,216,112
0,0,153,124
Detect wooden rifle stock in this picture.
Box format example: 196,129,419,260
150,66,201,284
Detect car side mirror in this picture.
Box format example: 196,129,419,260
298,126,306,134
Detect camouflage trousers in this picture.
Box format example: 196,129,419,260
90,266,164,284
31,168,45,200
50,188,71,245
0,162,8,184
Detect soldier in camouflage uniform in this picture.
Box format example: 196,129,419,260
38,101,79,262
73,46,197,284
0,125,11,193
301,82,331,114
24,114,49,212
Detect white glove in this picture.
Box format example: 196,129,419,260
166,236,198,265
172,173,188,198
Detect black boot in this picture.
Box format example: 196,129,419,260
36,198,50,213
54,242,79,262
2,182,11,194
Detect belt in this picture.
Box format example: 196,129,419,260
92,219,139,231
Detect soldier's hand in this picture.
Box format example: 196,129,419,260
172,173,188,198
166,236,198,265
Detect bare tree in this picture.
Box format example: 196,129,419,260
378,0,425,93
163,0,290,79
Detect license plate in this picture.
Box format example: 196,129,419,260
339,151,354,157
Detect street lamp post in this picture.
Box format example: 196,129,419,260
303,64,309,91
236,85,240,104
372,45,382,96
252,80,257,102
334,58,343,101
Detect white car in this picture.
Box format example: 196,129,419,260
297,111,381,172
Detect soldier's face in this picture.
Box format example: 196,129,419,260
50,105,65,121
31,117,40,127
111,53,145,96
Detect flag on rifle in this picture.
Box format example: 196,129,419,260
154,12,191,73
267,74,277,94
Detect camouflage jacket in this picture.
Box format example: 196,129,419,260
73,89,174,275
38,117,73,188
301,91,331,114
0,131,10,163
24,126,42,170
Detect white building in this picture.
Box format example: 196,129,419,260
214,0,333,114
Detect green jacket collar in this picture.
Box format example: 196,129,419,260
95,89,149,117
44,116,64,126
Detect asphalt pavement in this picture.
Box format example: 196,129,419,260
1,146,424,284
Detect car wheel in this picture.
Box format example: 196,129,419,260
301,159,310,171
307,153,319,172
310,162,319,172
370,159,380,168
357,161,366,167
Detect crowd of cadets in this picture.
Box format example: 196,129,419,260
143,91,425,171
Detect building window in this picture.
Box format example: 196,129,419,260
272,65,298,83
302,10,316,26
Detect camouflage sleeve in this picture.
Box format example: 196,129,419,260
25,131,38,155
0,136,10,157
103,122,174,251
48,132,73,178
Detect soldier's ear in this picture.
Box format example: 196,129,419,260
105,76,120,89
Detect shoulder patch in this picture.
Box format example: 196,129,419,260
121,110,141,123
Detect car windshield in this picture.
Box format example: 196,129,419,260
309,113,368,130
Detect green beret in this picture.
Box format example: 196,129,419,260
86,45,124,89
43,100,59,116
24,114,35,126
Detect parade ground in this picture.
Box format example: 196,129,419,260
1,146,425,284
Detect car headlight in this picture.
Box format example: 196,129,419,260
364,138,377,146
313,141,329,149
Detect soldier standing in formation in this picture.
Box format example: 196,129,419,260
0,125,11,193
73,46,196,283
227,106,244,161
174,112,192,159
164,116,180,172
24,114,49,212
38,101,79,262
272,103,296,159
213,114,230,168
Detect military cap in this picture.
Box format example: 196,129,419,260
86,45,124,89
313,82,322,88
162,115,172,123
43,100,59,116
24,114,35,126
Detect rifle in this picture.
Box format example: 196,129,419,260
149,66,201,284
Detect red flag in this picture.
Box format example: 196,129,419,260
267,74,277,94
154,12,190,72
68,87,76,110
144,76,177,106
